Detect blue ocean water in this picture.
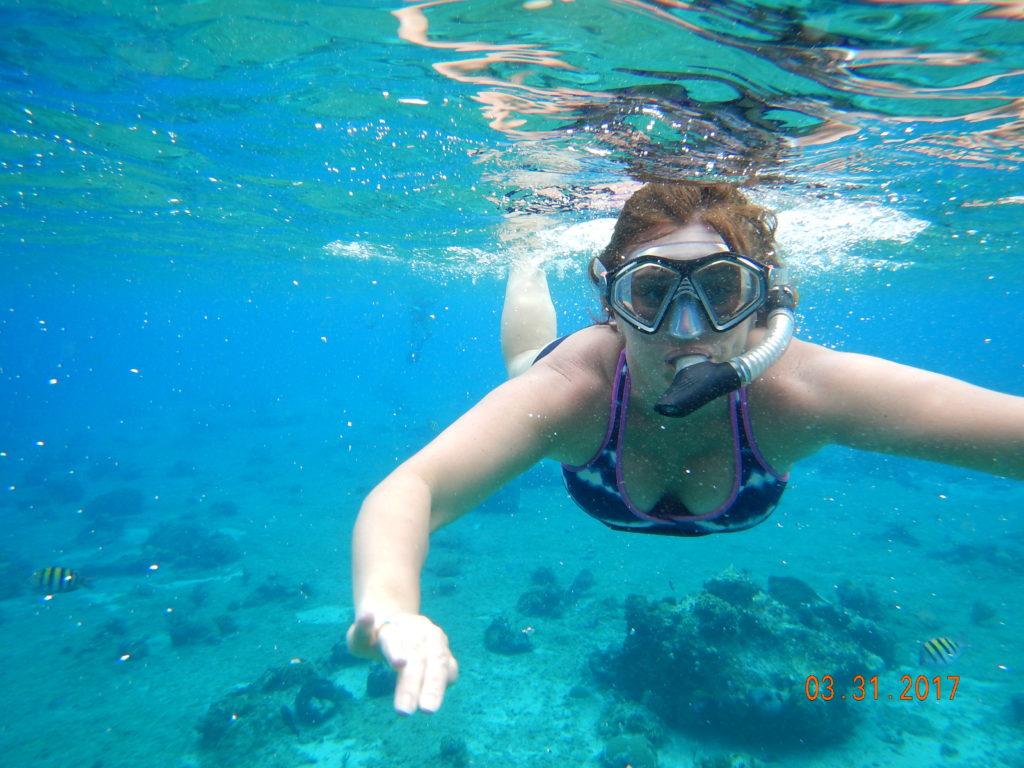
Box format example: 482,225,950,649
2,2,1023,767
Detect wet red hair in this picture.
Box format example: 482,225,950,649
593,182,780,280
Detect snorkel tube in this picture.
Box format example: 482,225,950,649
654,273,797,418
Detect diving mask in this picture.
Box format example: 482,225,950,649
596,245,796,417
604,246,769,335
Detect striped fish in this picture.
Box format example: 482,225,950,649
919,636,962,667
31,567,81,595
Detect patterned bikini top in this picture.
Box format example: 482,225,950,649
561,351,788,537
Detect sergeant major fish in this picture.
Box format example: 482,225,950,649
919,636,962,667
31,567,83,595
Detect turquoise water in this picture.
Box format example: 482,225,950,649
2,2,1023,767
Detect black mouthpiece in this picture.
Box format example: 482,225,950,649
654,361,742,418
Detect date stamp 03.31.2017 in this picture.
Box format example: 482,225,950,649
805,674,959,701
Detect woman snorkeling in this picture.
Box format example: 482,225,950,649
347,182,1024,715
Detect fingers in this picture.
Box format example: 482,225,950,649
376,615,458,715
393,639,457,715
376,621,407,668
393,648,423,715
346,613,458,714
417,650,458,714
346,613,382,659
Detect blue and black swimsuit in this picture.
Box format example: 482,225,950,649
540,342,788,537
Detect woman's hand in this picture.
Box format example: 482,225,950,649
346,612,459,715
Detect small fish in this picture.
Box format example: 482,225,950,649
919,636,962,667
31,567,82,595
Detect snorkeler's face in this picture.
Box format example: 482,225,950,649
609,220,768,336
616,221,757,383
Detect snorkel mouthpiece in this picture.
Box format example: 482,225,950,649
655,356,742,417
654,282,797,418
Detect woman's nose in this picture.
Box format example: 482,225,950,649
665,292,710,339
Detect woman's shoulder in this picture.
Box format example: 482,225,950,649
532,324,623,387
553,323,623,355
504,325,620,463
749,336,834,411
746,337,870,465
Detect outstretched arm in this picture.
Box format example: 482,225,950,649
801,346,1024,479
348,362,590,714
347,471,454,715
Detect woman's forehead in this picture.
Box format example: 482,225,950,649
630,220,729,259
639,219,725,245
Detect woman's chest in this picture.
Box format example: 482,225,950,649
616,407,740,515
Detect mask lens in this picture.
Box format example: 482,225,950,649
692,258,764,328
611,263,680,330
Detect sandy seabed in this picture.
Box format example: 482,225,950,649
1,430,1022,768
